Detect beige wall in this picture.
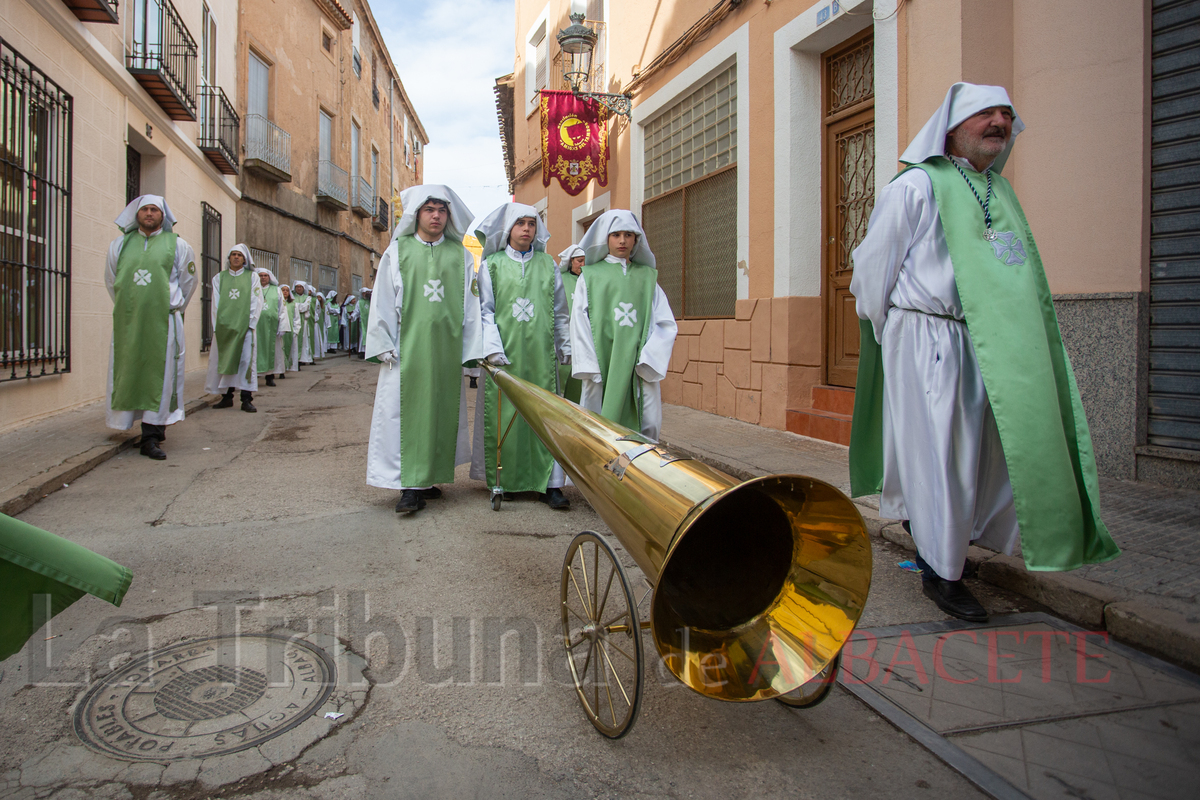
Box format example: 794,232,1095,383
1,0,239,435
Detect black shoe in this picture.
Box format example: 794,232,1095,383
140,438,166,460
422,487,443,499
278,373,286,379
241,399,257,412
213,392,234,409
541,487,570,509
395,490,426,513
265,375,276,387
922,577,988,623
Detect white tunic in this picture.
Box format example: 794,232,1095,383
104,229,197,430
204,268,265,394
470,245,572,488
569,255,677,441
294,295,313,363
272,291,293,373
849,160,1018,581
365,234,485,490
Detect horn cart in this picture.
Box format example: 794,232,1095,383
482,364,873,738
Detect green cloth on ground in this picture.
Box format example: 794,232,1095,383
849,157,1119,572
257,283,281,373
111,230,177,410
583,260,657,431
0,513,131,661
214,269,253,374
558,270,582,403
483,251,558,492
397,235,467,487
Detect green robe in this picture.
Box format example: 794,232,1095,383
111,230,178,410
583,260,657,431
214,269,253,375
557,270,583,403
849,157,1120,572
1,513,131,661
257,283,281,373
483,251,558,492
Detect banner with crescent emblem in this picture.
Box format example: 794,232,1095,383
540,90,609,196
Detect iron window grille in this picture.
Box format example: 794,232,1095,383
289,257,312,286
127,0,199,121
126,145,141,204
352,47,362,78
1,37,73,382
199,202,221,352
319,266,337,297
248,247,277,278
372,82,380,109
373,196,389,231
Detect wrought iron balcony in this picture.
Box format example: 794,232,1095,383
244,114,291,182
197,86,239,175
126,0,198,121
317,160,349,209
373,197,389,231
62,0,119,23
351,175,373,216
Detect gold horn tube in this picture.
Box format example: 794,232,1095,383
482,364,872,701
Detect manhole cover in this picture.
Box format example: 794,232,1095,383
74,634,335,761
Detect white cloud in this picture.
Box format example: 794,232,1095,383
373,0,516,222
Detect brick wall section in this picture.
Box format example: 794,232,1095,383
663,296,823,431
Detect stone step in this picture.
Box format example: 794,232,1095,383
785,407,852,446
811,384,856,415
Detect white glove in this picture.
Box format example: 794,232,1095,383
558,352,572,366
379,350,397,365
487,352,511,366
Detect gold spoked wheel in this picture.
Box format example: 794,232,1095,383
560,531,644,738
774,652,841,708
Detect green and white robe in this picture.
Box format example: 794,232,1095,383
104,228,197,430
293,289,313,363
205,264,265,393
365,233,484,489
256,272,288,374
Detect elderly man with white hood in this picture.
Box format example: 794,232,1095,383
849,82,1120,623
469,203,571,509
206,244,265,412
104,195,198,460
570,210,677,441
365,185,485,514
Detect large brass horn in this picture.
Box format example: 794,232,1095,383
483,364,872,702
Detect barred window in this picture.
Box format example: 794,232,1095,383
1,38,72,381
318,265,337,297
351,273,363,295
642,64,737,319
199,203,221,351
290,257,312,285
248,247,277,277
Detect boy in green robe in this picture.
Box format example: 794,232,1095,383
104,195,197,461
556,244,585,404
206,244,265,412
256,268,282,386
469,203,572,509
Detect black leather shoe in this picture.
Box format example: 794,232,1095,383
265,375,276,387
922,578,989,623
541,487,570,509
422,487,443,499
140,438,166,460
213,392,234,409
278,373,286,379
395,490,426,513
241,399,257,412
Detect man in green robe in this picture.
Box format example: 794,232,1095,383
256,267,284,386
849,83,1120,622
206,244,265,412
557,244,585,404
469,203,571,509
279,284,298,376
292,282,314,364
105,195,197,461
365,185,484,514
357,288,371,358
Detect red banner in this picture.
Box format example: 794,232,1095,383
540,90,609,196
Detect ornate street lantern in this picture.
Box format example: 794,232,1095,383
555,11,631,118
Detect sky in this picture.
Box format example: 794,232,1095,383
372,0,516,224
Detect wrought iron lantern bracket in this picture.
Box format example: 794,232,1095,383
556,10,632,119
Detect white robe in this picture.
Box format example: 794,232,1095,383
204,269,265,394
273,292,293,373
365,234,485,490
569,254,677,441
104,229,197,430
849,160,1019,581
470,245,572,489
294,295,313,363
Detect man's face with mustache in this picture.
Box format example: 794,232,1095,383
946,106,1014,170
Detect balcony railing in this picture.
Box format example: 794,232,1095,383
373,197,389,231
244,114,291,182
197,86,239,175
126,0,198,121
317,160,349,209
351,175,373,216
62,0,119,24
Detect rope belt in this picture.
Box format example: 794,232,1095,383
890,306,963,323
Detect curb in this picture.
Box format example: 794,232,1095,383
661,435,1200,675
1,397,212,518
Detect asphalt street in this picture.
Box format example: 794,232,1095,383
0,358,1054,799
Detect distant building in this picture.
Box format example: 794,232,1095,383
501,1,1191,488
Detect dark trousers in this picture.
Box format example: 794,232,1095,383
223,388,253,402
140,423,166,443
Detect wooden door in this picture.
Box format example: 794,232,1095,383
823,31,875,388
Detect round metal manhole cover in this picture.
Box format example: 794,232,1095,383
74,634,335,761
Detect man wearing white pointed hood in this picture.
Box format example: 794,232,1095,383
364,185,485,513
206,244,265,411
104,195,198,460
469,202,571,508
849,82,1119,623
570,210,677,440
